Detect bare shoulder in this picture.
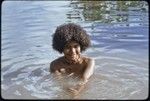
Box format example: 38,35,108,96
82,56,95,65
82,56,95,71
49,57,64,73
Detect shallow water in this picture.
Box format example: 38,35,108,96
1,1,149,100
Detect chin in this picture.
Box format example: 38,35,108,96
70,57,77,61
70,58,75,61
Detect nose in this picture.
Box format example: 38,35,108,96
70,47,76,54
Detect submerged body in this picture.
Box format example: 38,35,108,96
50,57,94,97
50,23,95,97
50,41,95,97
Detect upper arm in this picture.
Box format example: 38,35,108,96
83,58,95,81
50,61,57,73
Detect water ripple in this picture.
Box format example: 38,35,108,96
2,1,148,99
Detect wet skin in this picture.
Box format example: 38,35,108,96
50,41,95,97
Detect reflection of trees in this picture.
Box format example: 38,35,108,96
67,1,148,23
81,1,104,21
116,1,146,11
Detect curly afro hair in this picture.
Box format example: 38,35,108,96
52,23,91,53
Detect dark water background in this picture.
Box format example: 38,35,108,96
1,1,148,99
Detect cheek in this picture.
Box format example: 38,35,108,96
76,47,81,54
64,49,68,53
63,49,69,55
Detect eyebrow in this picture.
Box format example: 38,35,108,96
66,43,79,47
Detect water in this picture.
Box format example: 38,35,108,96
1,1,149,100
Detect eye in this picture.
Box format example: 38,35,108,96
74,45,78,48
64,45,69,49
64,48,69,53
64,47,69,51
74,44,79,48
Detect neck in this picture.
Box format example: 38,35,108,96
64,55,82,64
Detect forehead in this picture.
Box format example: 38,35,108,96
65,41,79,46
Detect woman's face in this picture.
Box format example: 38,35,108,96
63,41,81,61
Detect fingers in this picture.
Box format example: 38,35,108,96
60,68,66,73
54,68,71,80
78,79,88,86
54,70,63,80
67,73,74,77
55,70,61,75
67,87,79,96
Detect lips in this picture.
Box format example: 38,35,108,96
70,56,75,59
67,55,76,59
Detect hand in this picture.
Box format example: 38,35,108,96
54,70,63,79
67,85,80,96
67,83,85,97
60,68,66,73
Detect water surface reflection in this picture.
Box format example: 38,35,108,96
1,1,148,100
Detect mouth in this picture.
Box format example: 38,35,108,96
67,54,76,59
70,56,76,59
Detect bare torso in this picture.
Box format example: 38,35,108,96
50,56,94,97
50,56,90,78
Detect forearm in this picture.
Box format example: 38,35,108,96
68,58,95,96
83,58,95,81
67,78,88,96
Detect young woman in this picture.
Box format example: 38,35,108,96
50,23,95,96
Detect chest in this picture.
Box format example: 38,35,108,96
58,63,86,75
